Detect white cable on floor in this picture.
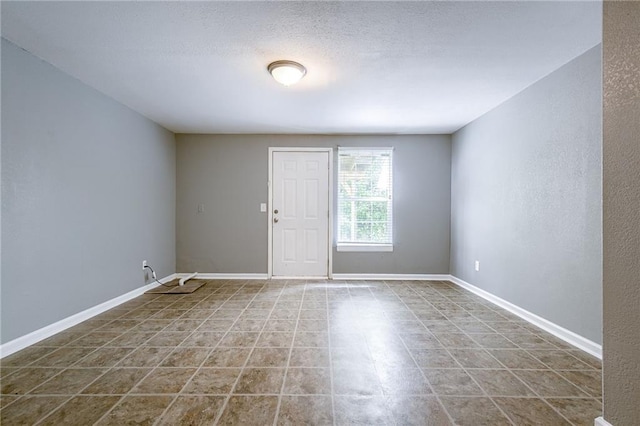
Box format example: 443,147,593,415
179,272,198,286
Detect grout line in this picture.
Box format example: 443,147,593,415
92,280,245,426
325,282,337,426
384,280,458,426
420,282,518,425
150,281,256,425
421,281,581,425
271,280,306,426
211,280,287,425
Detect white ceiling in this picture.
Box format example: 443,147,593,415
2,1,601,134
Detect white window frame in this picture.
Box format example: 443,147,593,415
336,147,393,252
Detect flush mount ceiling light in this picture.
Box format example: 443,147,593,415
268,60,307,86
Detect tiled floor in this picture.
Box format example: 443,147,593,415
1,280,602,425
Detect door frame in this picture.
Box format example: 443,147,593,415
267,147,333,279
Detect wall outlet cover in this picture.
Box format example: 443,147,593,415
475,260,480,271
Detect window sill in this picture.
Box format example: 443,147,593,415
336,244,393,252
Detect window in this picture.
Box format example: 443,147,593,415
337,147,393,251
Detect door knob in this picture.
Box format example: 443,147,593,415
273,218,279,223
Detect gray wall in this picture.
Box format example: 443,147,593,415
1,39,176,344
603,2,640,424
450,45,602,343
176,134,451,275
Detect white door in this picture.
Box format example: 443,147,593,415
272,151,330,277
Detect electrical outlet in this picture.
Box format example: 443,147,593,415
475,260,480,272
142,260,148,270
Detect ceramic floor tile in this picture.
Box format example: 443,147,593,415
144,332,191,347
423,369,484,396
264,320,297,332
98,331,152,347
512,370,589,397
131,367,196,394
0,346,58,367
203,348,251,367
448,348,503,368
0,395,68,425
157,395,225,425
440,396,512,426
289,347,330,367
246,347,290,367
199,319,235,332
567,350,602,369
467,369,536,397
411,348,460,369
160,347,210,367
283,368,331,394
493,397,571,425
179,331,225,347
234,367,285,394
0,395,19,409
217,395,278,425
82,368,150,394
256,331,294,347
370,345,418,370
387,395,452,425
503,333,558,350
470,333,519,349
38,395,120,425
30,368,105,395
431,333,479,349
35,330,89,347
1,368,63,395
117,346,173,367
95,395,173,426
293,332,329,348
277,395,333,425
557,369,602,397
529,349,595,370
299,309,328,320
31,347,96,367
230,319,267,332
333,365,383,396
334,395,394,425
378,368,432,395
74,347,134,367
487,349,549,369
183,368,241,394
546,397,603,424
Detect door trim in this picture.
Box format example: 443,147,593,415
268,147,333,279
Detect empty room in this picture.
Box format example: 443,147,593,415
1,1,638,425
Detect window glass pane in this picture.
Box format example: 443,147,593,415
337,148,393,245
355,201,372,221
356,222,371,241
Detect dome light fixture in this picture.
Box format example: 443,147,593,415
268,60,307,86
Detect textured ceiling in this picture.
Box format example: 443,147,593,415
1,1,602,134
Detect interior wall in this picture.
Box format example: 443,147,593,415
1,39,176,344
175,134,451,275
602,2,640,424
450,45,602,344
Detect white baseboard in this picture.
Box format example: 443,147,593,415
448,275,602,359
332,273,451,281
175,273,269,280
0,274,177,359
595,417,613,426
